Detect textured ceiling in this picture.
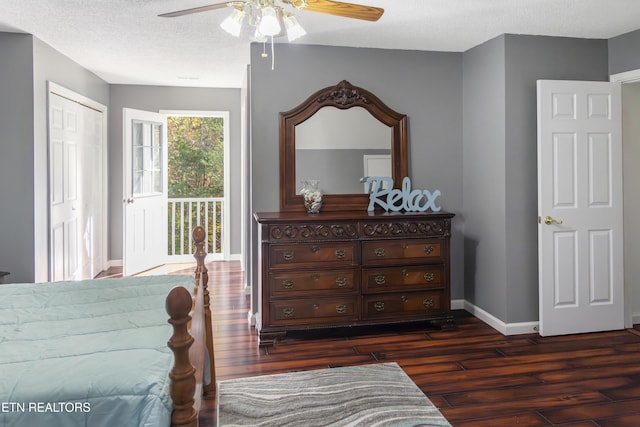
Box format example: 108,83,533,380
0,0,639,88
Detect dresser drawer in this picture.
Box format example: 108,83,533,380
362,291,445,319
362,265,444,293
270,242,357,268
270,297,358,325
269,269,358,296
362,239,444,266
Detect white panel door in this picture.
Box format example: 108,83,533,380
81,107,104,279
123,108,168,276
537,80,624,336
49,94,81,281
49,87,106,282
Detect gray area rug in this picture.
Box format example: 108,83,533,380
217,362,451,426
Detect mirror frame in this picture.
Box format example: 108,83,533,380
279,80,408,212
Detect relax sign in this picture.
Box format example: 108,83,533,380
361,176,441,213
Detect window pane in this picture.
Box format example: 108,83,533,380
143,146,152,173
131,119,163,196
133,123,143,147
133,171,143,194
154,170,161,193
153,146,161,170
134,147,144,172
144,170,153,193
152,124,161,147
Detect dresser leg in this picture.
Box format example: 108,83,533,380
258,330,287,347
429,316,456,331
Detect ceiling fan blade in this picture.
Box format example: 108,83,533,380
158,2,230,18
296,0,383,22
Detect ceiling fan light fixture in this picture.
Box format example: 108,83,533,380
283,13,306,41
220,7,245,37
258,6,281,36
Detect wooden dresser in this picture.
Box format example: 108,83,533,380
254,210,455,345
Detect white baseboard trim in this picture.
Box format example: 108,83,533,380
108,259,123,268
247,310,256,327
632,312,640,326
463,300,539,335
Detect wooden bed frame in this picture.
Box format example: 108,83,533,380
165,226,216,427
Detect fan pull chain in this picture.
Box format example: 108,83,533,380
260,37,276,70
271,35,275,70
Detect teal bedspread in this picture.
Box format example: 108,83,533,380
0,275,194,427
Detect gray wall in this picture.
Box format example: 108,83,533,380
609,29,640,76
462,35,508,320
0,33,109,283
0,33,36,283
249,43,464,313
463,34,609,324
108,85,242,261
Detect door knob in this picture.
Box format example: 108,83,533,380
543,215,563,225
124,198,135,204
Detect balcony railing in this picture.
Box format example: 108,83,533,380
168,197,224,261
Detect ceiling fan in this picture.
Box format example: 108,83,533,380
159,0,384,23
159,0,383,69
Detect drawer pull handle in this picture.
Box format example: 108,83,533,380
335,249,346,259
283,251,295,261
282,280,294,289
313,304,320,309
375,248,385,257
423,298,434,308
401,295,407,302
424,272,435,282
374,275,386,285
312,275,319,281
374,301,385,312
283,307,295,318
336,304,347,314
336,277,347,287
424,246,434,255
311,246,320,253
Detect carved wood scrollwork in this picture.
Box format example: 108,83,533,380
315,80,371,106
362,220,450,237
270,223,358,241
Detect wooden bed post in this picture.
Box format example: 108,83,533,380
166,286,198,427
192,226,216,395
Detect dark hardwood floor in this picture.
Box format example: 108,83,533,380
134,261,640,426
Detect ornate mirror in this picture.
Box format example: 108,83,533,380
279,80,408,212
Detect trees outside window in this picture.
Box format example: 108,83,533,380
168,116,224,255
